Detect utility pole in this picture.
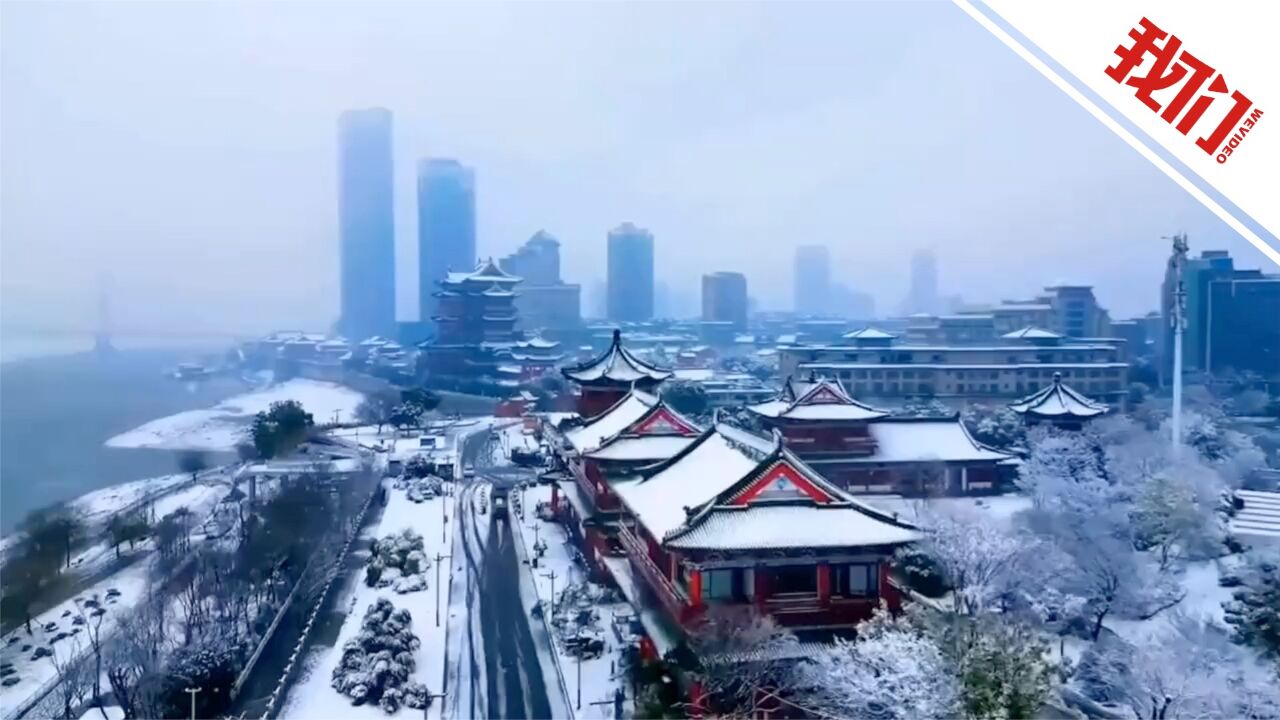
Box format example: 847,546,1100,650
543,569,558,617
435,551,451,627
184,687,202,720
1168,233,1189,459
442,493,448,545
577,644,583,710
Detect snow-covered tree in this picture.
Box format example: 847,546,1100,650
798,606,959,720
1223,549,1280,663
1077,616,1280,719
956,618,1055,720
961,404,1026,449
912,509,1033,616
683,606,801,717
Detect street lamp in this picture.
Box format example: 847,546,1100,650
184,687,202,720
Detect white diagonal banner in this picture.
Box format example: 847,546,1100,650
956,0,1280,267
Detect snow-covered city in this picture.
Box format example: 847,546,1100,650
3,322,1280,720
4,3,1280,719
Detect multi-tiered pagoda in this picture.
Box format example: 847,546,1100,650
561,329,672,417
419,258,522,380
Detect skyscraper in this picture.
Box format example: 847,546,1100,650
607,223,655,322
500,231,582,331
702,272,749,330
417,158,476,324
903,249,939,315
793,245,831,316
337,108,396,340
1160,248,1278,382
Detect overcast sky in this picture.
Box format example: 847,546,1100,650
1,1,1271,338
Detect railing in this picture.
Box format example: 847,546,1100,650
616,526,688,624
257,480,380,719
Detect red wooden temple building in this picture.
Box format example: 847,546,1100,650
549,389,703,573
561,329,672,417
602,420,921,655
747,374,1017,495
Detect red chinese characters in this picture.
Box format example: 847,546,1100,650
1106,17,1263,163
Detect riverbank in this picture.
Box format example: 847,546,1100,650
0,349,250,532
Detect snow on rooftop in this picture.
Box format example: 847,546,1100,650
1008,373,1108,418
562,329,672,385
614,428,761,540
842,327,898,340
563,391,658,452
829,419,1013,464
584,435,698,462
666,504,920,550
749,376,889,421
1002,326,1062,340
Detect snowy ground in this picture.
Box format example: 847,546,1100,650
511,483,636,720
279,478,454,720
105,379,366,451
0,474,231,717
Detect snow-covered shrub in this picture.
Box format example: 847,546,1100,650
1224,549,1280,662
367,530,429,593
402,681,430,709
331,599,427,711
393,573,427,594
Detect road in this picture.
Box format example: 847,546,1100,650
443,426,556,720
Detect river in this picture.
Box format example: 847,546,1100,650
0,346,250,533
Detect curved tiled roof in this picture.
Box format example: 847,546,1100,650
561,329,672,385
748,374,889,422
1008,372,1108,419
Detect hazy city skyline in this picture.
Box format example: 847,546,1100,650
2,1,1273,339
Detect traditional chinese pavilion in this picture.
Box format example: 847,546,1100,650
608,420,920,643
561,329,673,417
748,374,1015,495
1008,371,1108,429
419,259,522,380
549,389,703,572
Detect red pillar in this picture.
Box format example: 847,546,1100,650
754,568,768,611
817,563,831,606
689,568,702,608
550,483,560,512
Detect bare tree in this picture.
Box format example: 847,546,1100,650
105,598,171,719
45,638,94,719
